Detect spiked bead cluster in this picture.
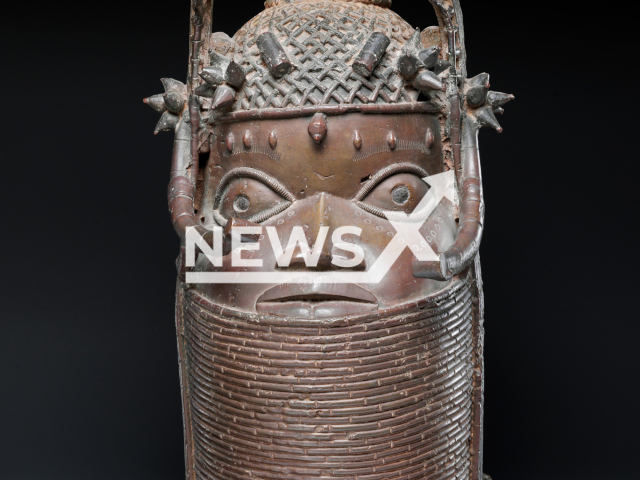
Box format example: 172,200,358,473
396,29,450,96
143,78,188,135
463,73,514,133
194,48,247,110
144,33,250,134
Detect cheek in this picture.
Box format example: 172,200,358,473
348,209,399,256
418,205,458,252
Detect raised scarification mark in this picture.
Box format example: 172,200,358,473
223,145,282,162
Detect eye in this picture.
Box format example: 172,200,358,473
233,194,251,213
213,169,295,225
359,173,430,218
218,178,289,222
391,185,411,205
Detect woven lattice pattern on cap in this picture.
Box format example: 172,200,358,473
231,1,420,112
265,0,393,8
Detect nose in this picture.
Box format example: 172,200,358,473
284,193,365,271
288,192,332,269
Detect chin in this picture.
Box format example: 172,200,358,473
177,274,477,478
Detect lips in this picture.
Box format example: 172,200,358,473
256,282,378,318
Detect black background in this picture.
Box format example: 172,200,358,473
1,1,638,479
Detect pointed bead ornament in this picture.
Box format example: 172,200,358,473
468,73,490,89
211,85,236,110
268,131,278,150
432,59,451,75
154,111,180,135
425,128,435,149
201,66,225,87
143,94,167,113
308,113,328,144
414,71,445,92
194,83,217,99
161,78,187,95
487,91,515,108
397,53,420,79
225,61,246,89
476,107,503,133
397,29,422,79
387,131,397,150
243,131,252,149
353,131,363,150
201,51,247,89
418,46,441,70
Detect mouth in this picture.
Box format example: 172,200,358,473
256,282,379,318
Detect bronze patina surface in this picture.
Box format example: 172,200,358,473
145,1,513,478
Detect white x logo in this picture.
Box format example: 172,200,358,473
186,171,456,284
386,172,456,263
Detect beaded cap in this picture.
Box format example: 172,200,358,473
227,0,441,113
264,0,392,8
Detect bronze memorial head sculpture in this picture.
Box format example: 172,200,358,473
145,0,512,478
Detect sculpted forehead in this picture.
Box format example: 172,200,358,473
207,113,443,198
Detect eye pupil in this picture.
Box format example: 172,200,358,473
391,185,410,205
233,195,251,213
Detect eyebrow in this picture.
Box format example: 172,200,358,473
223,145,281,163
353,163,430,201
213,167,296,210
